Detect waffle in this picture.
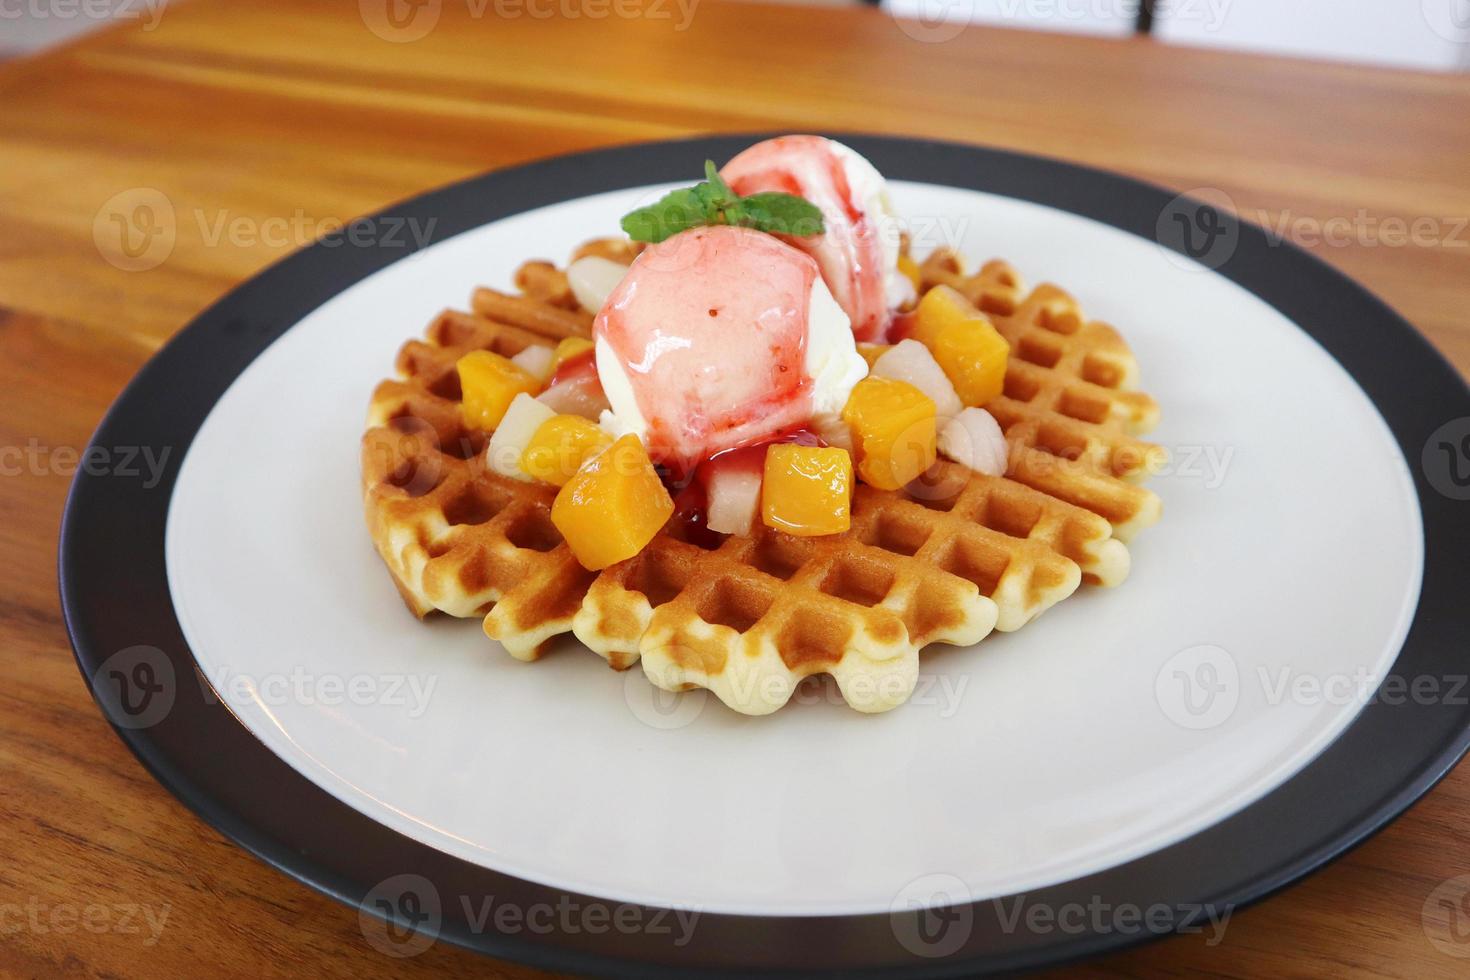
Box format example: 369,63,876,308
362,241,1162,713
917,250,1164,542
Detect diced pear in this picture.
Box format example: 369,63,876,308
537,372,611,420
938,407,1009,477
566,256,630,314
871,339,962,418
486,393,555,481
510,345,556,384
705,458,764,536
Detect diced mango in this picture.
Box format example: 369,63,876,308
912,285,1010,407
520,414,613,487
762,445,852,537
841,377,937,491
897,254,922,292
551,435,673,570
857,343,891,371
553,336,595,368
457,350,541,432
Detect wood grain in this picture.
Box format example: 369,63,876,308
1,1,1467,976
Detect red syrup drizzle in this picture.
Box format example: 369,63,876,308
884,309,917,344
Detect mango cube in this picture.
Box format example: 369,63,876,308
912,285,1010,407
520,414,613,487
841,377,937,491
761,445,853,537
457,350,541,432
551,435,673,570
553,336,595,368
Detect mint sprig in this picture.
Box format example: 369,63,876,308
620,160,825,243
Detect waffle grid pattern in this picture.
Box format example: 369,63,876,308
362,243,1163,713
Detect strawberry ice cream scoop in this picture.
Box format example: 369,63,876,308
720,135,908,342
594,225,865,473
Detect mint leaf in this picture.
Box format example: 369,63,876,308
620,187,713,243
702,159,738,208
620,161,825,243
733,192,825,238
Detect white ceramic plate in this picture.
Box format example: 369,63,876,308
63,135,1469,975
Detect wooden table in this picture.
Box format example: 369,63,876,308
3,1,1467,976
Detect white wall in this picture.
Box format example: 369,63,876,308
883,0,1135,38
1155,0,1470,72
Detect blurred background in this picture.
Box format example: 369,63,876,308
5,0,1469,69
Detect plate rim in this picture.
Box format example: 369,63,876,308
59,132,1470,976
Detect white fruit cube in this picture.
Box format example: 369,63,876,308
871,339,963,418
938,407,1009,476
486,393,555,481
510,345,556,384
705,461,763,536
566,256,630,315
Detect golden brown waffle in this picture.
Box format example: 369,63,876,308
362,241,1161,713
918,250,1164,543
